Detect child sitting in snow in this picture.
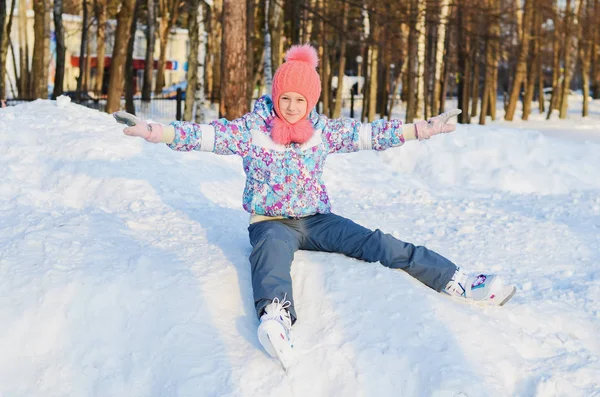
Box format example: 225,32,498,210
115,44,515,368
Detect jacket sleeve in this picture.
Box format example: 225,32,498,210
166,96,272,156
321,116,418,154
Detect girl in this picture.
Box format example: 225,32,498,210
115,44,515,368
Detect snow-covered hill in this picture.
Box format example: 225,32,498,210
1,98,599,396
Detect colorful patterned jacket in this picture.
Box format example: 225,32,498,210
168,95,416,219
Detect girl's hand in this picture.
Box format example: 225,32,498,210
113,111,164,143
414,109,462,141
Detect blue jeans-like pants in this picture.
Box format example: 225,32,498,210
248,213,457,322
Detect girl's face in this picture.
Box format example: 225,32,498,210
278,92,308,124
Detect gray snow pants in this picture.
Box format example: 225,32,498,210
248,212,457,322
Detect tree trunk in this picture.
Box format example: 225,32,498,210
220,0,248,119
415,0,426,119
18,0,29,97
592,0,600,98
94,0,107,95
321,7,330,116
456,0,471,124
32,0,51,99
405,0,417,123
194,0,207,123
470,47,480,118
559,0,583,119
155,0,179,94
505,0,533,121
271,0,284,72
263,0,273,95
537,43,545,113
0,0,16,100
479,0,497,125
433,0,450,117
76,0,89,101
246,0,255,108
52,0,65,99
0,0,6,98
184,0,200,121
578,0,592,117
106,0,137,113
142,0,156,101
332,1,349,118
206,0,222,102
125,0,140,114
546,0,561,118
368,26,379,121
522,2,540,120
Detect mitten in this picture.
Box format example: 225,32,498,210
113,111,165,143
414,109,462,141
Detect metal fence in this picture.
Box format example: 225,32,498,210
4,88,185,122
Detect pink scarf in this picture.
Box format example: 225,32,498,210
271,116,314,145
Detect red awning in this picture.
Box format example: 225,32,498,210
70,56,178,71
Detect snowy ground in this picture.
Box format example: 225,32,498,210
1,96,599,397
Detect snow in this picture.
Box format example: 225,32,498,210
1,96,600,397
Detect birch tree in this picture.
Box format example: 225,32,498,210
433,0,450,116
0,0,16,99
263,0,273,95
184,0,207,122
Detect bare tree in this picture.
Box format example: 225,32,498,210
32,0,51,99
106,0,137,113
577,0,594,116
93,0,107,95
142,0,156,101
522,0,541,120
52,0,65,99
125,0,140,114
155,0,179,94
433,0,450,117
505,0,533,121
18,0,29,97
220,0,248,119
559,0,583,119
592,0,599,99
76,0,89,102
332,0,349,118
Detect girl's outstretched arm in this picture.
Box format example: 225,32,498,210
115,96,274,157
321,109,461,154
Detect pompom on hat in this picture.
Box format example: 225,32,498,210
271,44,322,144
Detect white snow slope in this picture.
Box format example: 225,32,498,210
1,98,599,397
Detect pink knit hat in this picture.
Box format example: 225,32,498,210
271,44,321,144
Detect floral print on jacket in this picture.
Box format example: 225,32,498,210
168,95,407,218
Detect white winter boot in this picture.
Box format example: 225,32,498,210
444,268,516,306
257,297,294,369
